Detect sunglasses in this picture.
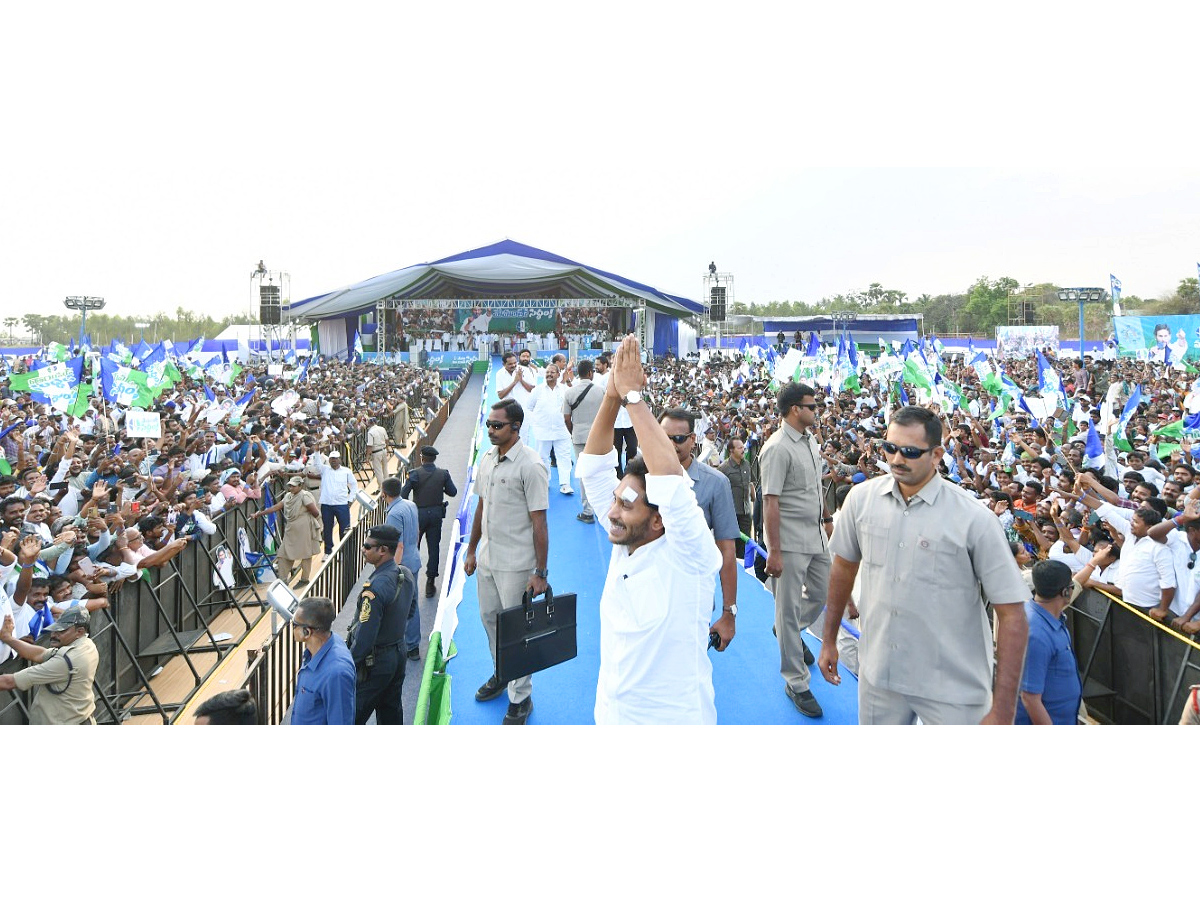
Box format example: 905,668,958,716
879,440,936,460
1189,551,1196,571
484,420,511,430
667,433,694,445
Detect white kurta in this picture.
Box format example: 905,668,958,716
578,449,723,725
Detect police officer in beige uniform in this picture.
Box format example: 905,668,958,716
464,398,549,725
0,606,100,725
365,418,390,490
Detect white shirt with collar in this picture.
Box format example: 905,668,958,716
577,448,723,725
319,463,357,505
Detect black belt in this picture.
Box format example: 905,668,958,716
374,641,403,652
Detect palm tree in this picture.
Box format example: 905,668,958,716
3,317,17,342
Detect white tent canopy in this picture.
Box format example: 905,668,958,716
287,239,703,321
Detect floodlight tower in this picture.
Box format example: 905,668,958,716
64,296,105,347
1057,287,1106,358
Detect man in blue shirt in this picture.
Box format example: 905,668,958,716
658,408,740,652
382,477,423,661
1016,560,1083,725
290,596,356,725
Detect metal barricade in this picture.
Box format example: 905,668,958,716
241,500,386,725
1069,587,1200,724
0,491,284,725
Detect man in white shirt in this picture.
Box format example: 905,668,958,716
1098,506,1176,615
494,351,537,447
577,335,722,725
525,363,574,495
318,450,357,555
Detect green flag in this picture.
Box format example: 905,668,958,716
67,380,93,418
5,371,36,392
902,356,932,391
1152,419,1185,441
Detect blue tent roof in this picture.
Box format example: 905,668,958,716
289,239,702,320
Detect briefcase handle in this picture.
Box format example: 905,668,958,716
521,583,554,621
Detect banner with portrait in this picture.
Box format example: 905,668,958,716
456,303,558,335
994,325,1059,358
1113,314,1200,362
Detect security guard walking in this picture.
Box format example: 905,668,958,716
402,445,458,598
348,525,414,725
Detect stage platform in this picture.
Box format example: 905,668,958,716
439,358,859,725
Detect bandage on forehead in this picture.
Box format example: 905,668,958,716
620,486,638,504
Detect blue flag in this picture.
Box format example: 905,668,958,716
1084,421,1107,469
27,604,54,641
232,386,256,416
203,382,216,403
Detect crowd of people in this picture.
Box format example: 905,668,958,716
8,326,1200,725
0,348,442,723
471,333,1200,725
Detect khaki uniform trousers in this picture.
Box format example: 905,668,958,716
772,549,829,694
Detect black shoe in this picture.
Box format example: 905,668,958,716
576,512,596,523
803,641,815,667
502,697,533,725
475,675,506,702
786,686,823,718
425,577,437,599
407,647,421,661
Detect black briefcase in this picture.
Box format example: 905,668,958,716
495,584,577,683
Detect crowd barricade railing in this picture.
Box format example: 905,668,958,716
415,363,491,724
236,372,468,726
1068,586,1200,724
240,500,387,726
0,490,282,725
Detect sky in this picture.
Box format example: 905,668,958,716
5,5,1200,328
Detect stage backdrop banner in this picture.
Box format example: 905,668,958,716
457,303,556,335
1113,314,1200,362
995,325,1059,358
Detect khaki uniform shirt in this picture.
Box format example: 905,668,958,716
474,441,549,572
829,475,1028,705
366,424,388,453
758,421,827,553
12,636,99,725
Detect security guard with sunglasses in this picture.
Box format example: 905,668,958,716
0,606,100,725
758,381,831,719
348,525,414,725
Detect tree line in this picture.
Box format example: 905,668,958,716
728,276,1200,337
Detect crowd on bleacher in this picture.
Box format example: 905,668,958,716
0,346,439,683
